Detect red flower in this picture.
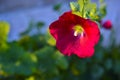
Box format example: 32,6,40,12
102,20,112,29
49,12,100,58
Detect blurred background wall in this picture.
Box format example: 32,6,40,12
0,0,76,13
0,0,120,46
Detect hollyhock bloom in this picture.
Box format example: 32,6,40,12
102,20,112,29
49,11,100,58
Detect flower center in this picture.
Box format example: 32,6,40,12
73,25,84,37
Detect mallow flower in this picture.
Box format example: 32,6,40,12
49,11,100,58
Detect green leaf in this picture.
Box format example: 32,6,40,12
46,31,56,46
55,51,68,70
0,21,10,42
70,2,80,12
78,0,90,17
26,76,35,80
30,54,38,62
70,2,82,17
70,0,99,20
99,3,106,18
85,2,98,20
78,0,84,12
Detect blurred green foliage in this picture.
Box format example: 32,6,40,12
0,20,120,80
53,4,62,11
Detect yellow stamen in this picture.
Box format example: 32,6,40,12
73,25,84,37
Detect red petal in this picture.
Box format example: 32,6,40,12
84,20,100,46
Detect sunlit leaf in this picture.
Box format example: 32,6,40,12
70,2,80,12
26,76,35,80
0,21,10,42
